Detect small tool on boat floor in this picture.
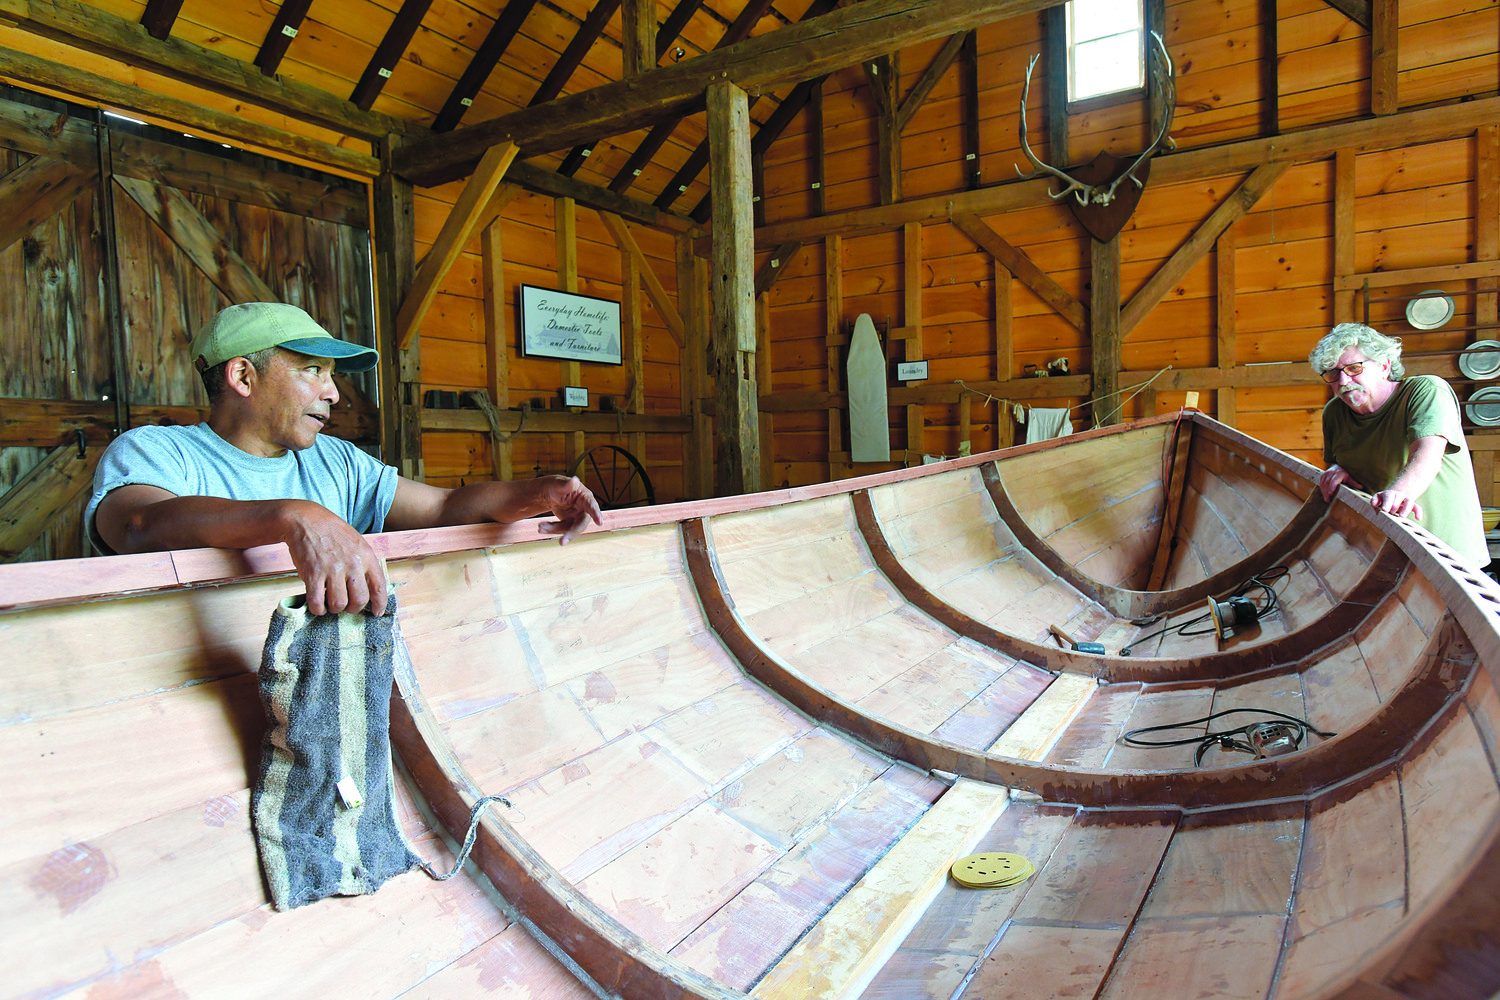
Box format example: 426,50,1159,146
1049,623,1105,654
1120,707,1337,767
951,852,1035,889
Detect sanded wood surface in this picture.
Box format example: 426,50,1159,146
751,779,1010,1000
988,672,1096,761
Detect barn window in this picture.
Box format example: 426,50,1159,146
1067,0,1145,103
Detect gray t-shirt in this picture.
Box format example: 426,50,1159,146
85,422,399,555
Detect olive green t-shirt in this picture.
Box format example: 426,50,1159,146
1322,374,1487,567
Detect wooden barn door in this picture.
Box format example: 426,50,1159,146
0,85,378,564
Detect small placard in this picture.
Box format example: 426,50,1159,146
562,386,589,408
896,360,929,381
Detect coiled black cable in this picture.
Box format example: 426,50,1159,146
1120,707,1337,767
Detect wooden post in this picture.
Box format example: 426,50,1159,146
1479,125,1498,330
1334,148,1356,325
1260,0,1278,135
1045,4,1068,167
1091,235,1121,426
375,136,421,478
904,221,924,461
756,292,774,487
962,31,982,189
707,79,760,496
620,0,656,77
869,54,901,205
1371,0,1398,116
676,232,702,497
810,79,827,216
94,114,129,434
826,234,846,479
1147,0,1168,138
621,234,646,469
994,260,1013,448
555,195,584,470
481,217,512,481
1216,222,1237,427
695,252,713,496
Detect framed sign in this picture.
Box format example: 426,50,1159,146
520,284,622,365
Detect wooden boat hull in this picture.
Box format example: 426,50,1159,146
3,412,1497,1000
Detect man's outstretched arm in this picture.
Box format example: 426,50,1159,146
385,475,602,542
95,485,388,616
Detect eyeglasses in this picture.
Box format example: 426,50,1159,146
1320,362,1366,383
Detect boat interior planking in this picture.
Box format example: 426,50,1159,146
4,411,1499,1000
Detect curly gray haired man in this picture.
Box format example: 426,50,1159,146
1310,322,1486,567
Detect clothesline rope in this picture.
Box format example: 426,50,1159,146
952,365,1175,425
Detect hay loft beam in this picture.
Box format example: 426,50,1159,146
392,0,1063,188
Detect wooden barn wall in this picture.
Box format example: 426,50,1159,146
406,0,1500,504
412,182,687,498
743,0,1500,489
0,87,375,564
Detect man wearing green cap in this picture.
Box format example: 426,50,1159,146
86,303,602,616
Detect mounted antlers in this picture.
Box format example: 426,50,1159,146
1015,31,1177,206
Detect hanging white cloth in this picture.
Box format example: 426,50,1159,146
1025,407,1073,443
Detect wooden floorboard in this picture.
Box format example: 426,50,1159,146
959,810,1179,999
988,672,1096,761
670,765,945,992
857,800,1076,1000
750,779,1011,1000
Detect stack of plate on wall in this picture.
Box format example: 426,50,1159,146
1434,290,1500,426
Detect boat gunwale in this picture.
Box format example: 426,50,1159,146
0,413,1189,614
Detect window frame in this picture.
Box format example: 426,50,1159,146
1064,0,1148,110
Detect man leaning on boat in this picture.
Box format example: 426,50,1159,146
1311,322,1488,568
84,302,603,616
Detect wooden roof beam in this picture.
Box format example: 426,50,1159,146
606,0,779,196
508,160,697,233
0,0,412,141
529,0,621,107
393,0,1065,187
0,46,379,176
676,73,823,215
433,0,539,133
254,0,313,77
350,0,435,111
1323,0,1371,29
138,0,182,41
556,0,706,176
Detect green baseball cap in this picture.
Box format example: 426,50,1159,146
190,302,379,374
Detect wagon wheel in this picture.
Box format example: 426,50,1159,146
569,444,655,510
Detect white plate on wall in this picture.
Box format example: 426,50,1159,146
1466,387,1500,426
1407,290,1455,330
1459,341,1500,380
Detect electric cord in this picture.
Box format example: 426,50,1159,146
1120,565,1290,655
1120,707,1337,767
